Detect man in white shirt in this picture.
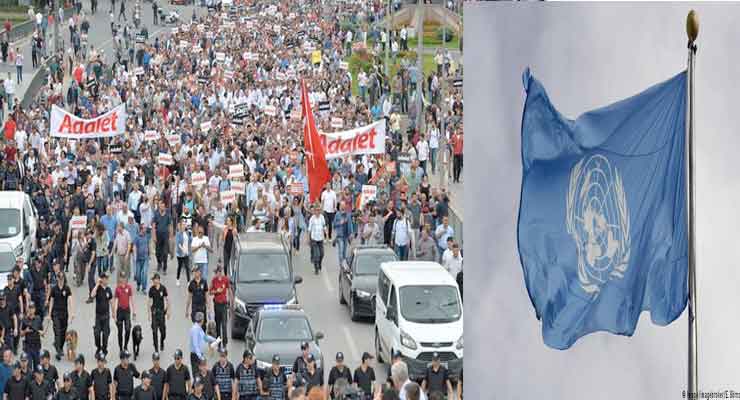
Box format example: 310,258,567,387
393,211,412,261
400,26,408,51
191,225,212,278
4,72,14,107
14,48,22,83
392,362,427,400
416,135,430,174
321,185,337,239
442,242,463,280
307,206,327,274
358,70,368,102
435,217,454,263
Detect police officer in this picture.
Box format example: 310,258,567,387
185,267,209,330
20,303,42,369
192,357,216,400
133,371,155,400
235,350,261,400
55,372,77,400
293,354,323,395
113,350,140,400
90,274,113,357
28,259,48,318
147,353,166,400
211,348,235,400
164,350,191,400
90,352,113,400
18,352,32,381
6,270,28,352
291,342,311,382
0,294,18,356
147,273,169,353
5,362,28,400
421,352,453,399
40,350,60,396
260,355,290,400
327,352,352,399
71,355,93,400
28,365,51,400
47,272,74,361
353,353,376,400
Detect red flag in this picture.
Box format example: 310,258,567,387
301,79,331,203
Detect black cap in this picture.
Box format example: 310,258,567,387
141,371,151,380
335,352,344,361
300,341,309,350
218,346,227,355
152,352,160,361
41,350,50,359
194,377,204,387
19,353,28,361
271,354,280,363
198,356,207,365
75,354,85,364
96,352,106,362
174,349,183,359
152,273,161,280
392,350,402,359
34,365,44,374
242,349,252,359
63,372,72,381
120,350,130,359
307,354,315,363
362,352,374,362
432,352,440,361
12,362,20,370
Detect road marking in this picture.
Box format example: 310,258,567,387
342,325,360,363
322,269,334,292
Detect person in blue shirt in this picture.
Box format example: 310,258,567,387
188,312,217,374
100,205,118,271
333,202,353,267
0,348,12,395
133,224,150,293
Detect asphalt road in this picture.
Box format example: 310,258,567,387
34,235,387,384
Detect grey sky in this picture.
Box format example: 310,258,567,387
465,3,740,399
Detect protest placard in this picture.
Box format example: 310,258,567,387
330,117,344,129
201,121,212,132
360,185,377,208
70,216,88,230
264,105,277,117
290,183,304,196
158,153,174,166
230,180,245,194
191,172,207,186
220,190,236,205
228,164,244,179
144,130,159,141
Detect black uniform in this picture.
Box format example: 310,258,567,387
327,366,352,398
71,369,92,400
42,364,59,395
353,366,376,398
90,367,112,400
54,386,78,400
20,316,42,368
147,285,168,352
165,364,190,400
49,284,72,356
211,361,234,400
262,368,287,400
0,303,16,352
114,364,141,399
187,279,208,326
234,363,259,400
192,370,216,400
4,374,28,400
147,367,166,400
27,378,51,400
133,384,155,400
93,286,113,355
294,368,323,394
423,365,450,396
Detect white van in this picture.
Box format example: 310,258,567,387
374,261,463,381
0,191,38,262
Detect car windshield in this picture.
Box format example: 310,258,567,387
355,254,397,275
258,316,312,341
0,250,13,272
0,209,20,239
238,253,290,283
399,285,462,324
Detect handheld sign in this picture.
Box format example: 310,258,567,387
166,133,180,147
290,183,304,196
230,180,246,194
144,130,159,141
330,117,343,129
191,171,207,187
135,67,144,76
201,121,212,132
158,153,174,166
220,190,236,205
69,216,88,230
360,185,377,208
339,61,349,70
228,164,244,180
264,105,277,117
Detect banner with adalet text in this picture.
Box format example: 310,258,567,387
320,120,386,159
50,104,127,139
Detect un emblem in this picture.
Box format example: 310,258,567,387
566,154,631,294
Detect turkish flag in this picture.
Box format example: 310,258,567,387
301,79,331,204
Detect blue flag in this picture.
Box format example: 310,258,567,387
518,68,689,350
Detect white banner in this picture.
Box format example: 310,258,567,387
228,164,244,179
158,153,174,166
69,216,88,230
330,117,344,129
230,180,245,194
360,185,377,208
50,104,126,139
144,130,159,141
191,171,207,186
321,120,386,159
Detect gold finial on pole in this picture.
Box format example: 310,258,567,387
687,10,699,45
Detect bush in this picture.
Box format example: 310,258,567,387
435,27,454,43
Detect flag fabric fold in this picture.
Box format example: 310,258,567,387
518,68,689,350
301,79,331,203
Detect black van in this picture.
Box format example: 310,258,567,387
230,232,303,339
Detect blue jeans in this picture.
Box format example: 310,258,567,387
336,237,348,267
359,86,367,102
430,148,438,174
396,244,409,261
197,262,208,278
135,258,149,291
15,65,21,83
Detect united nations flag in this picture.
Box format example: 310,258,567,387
518,68,689,350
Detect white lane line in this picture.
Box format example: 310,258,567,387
342,325,360,363
322,269,335,292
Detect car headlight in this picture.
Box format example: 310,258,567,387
456,334,464,350
234,298,246,314
256,359,271,370
355,290,372,299
400,330,417,350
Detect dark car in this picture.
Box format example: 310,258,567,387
245,305,325,374
338,245,397,320
230,232,303,339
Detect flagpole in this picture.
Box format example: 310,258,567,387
686,9,699,398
